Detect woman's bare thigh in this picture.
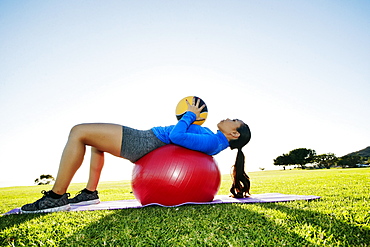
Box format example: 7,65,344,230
71,123,123,157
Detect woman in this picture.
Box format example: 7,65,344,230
21,99,251,213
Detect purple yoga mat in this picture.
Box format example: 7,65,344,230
3,193,320,215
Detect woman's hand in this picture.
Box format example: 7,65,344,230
186,98,206,122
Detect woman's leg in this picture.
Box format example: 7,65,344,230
52,123,123,195
86,147,105,192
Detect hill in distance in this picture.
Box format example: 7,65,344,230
346,146,370,158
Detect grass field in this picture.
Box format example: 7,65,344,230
1,168,369,246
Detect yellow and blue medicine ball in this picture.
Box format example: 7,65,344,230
175,96,208,125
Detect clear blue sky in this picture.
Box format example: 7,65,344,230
1,1,369,187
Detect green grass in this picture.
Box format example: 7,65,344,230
1,168,369,246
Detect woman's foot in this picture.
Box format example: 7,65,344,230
68,189,100,205
21,190,71,214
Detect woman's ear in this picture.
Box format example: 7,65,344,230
231,131,240,139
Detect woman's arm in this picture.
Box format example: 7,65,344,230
169,111,219,154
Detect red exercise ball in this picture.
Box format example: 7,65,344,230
132,144,221,206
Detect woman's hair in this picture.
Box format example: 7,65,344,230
229,121,251,198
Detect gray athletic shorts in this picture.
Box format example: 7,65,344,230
120,126,166,163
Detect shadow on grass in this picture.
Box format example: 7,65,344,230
58,204,312,246
2,201,368,246
0,213,47,245
0,213,44,232
258,202,370,246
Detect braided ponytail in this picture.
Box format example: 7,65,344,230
229,122,251,198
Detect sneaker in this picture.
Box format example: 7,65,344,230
68,189,100,205
21,190,71,214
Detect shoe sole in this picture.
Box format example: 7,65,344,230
69,199,100,206
21,204,71,214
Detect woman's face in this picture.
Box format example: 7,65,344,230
217,119,243,136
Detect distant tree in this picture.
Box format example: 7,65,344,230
274,154,293,170
35,174,55,185
288,148,316,169
314,153,338,169
338,155,363,168
366,158,370,165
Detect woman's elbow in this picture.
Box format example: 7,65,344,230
169,133,183,144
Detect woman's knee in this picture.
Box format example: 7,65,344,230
69,124,89,141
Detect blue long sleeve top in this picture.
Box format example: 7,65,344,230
151,112,229,155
